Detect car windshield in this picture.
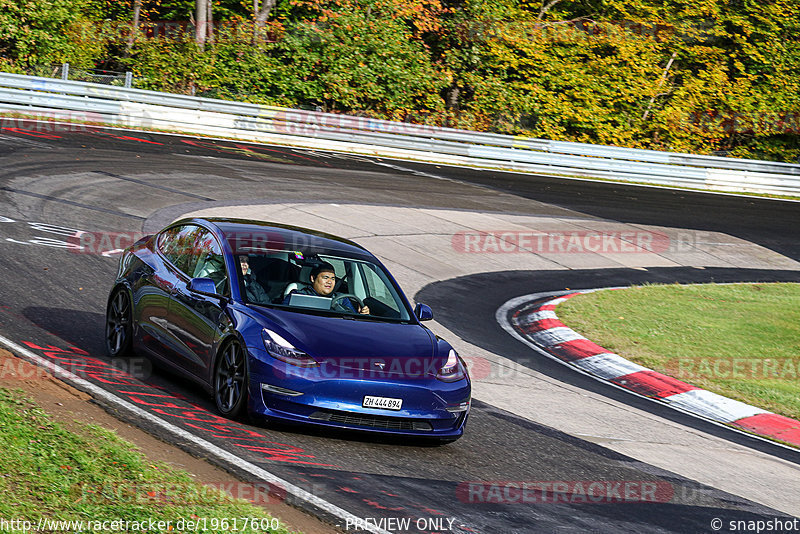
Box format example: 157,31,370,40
235,249,412,322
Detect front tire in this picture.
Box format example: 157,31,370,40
214,339,248,418
105,288,133,358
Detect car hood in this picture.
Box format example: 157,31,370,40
249,307,441,371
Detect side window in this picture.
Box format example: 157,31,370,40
191,229,229,295
362,265,398,312
158,225,201,276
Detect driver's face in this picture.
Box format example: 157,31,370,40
312,270,336,296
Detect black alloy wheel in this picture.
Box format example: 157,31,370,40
214,340,248,418
105,288,133,357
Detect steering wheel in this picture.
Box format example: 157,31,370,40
331,293,364,312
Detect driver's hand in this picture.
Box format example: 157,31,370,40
359,305,370,315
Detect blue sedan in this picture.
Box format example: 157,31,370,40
105,218,471,442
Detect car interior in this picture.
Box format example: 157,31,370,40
239,252,405,319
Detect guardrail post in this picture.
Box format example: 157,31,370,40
61,63,69,81
125,72,133,88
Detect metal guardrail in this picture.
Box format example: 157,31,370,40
0,71,798,196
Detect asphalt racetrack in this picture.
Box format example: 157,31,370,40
1,124,799,533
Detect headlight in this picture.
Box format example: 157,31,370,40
436,349,466,382
261,329,319,368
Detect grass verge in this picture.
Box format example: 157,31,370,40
557,283,800,420
0,387,298,533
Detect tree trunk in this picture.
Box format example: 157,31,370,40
255,0,277,22
195,0,208,49
641,52,678,121
252,0,276,43
125,0,142,56
206,0,214,45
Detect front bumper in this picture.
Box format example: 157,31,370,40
246,348,471,438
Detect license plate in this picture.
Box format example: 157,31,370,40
363,396,403,411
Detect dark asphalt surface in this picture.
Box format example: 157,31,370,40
0,124,798,533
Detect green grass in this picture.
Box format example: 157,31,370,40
557,283,800,420
0,388,298,533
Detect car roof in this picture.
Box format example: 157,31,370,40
176,217,375,260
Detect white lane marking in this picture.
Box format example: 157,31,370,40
6,237,80,249
514,309,558,325
667,389,768,423
572,353,649,380
528,326,585,347
27,221,81,236
0,333,392,534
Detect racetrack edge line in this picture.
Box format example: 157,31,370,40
0,333,391,534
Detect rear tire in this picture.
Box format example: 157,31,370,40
214,339,248,419
105,288,133,358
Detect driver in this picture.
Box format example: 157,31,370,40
286,263,369,315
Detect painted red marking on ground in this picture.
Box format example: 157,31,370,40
24,343,339,468
520,318,565,334
90,130,164,145
611,370,699,398
236,443,337,467
362,498,405,511
732,413,800,446
548,339,609,362
1,127,62,139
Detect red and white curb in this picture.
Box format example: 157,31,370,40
496,289,800,449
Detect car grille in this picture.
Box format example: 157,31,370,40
309,409,433,431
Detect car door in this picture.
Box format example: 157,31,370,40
165,227,230,380
137,225,192,356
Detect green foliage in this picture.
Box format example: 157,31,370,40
261,0,448,114
124,31,215,94
1,0,798,160
0,0,103,68
438,0,800,159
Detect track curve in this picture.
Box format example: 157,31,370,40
1,124,799,533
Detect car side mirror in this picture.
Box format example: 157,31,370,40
414,303,433,321
188,277,218,296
